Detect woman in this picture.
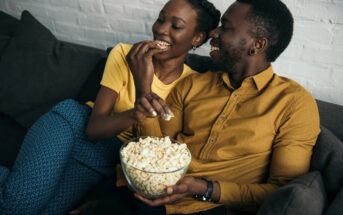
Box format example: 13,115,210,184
0,0,220,215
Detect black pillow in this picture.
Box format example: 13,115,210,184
0,35,10,57
0,10,19,36
310,126,343,200
257,171,327,215
0,10,106,127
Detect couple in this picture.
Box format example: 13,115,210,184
0,0,320,215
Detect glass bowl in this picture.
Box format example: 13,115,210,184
119,136,191,199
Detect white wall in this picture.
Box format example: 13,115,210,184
1,0,342,105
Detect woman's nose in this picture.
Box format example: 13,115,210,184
209,27,220,38
155,22,169,35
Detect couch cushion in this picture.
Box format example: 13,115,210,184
257,171,327,215
0,112,27,168
310,126,343,200
325,186,343,215
316,100,343,141
0,10,105,128
0,11,19,36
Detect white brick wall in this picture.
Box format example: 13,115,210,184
1,0,342,105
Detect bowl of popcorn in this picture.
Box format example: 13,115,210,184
120,136,191,199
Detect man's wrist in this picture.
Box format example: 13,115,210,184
193,178,214,202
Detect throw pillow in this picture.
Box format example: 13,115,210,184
0,35,10,57
257,171,327,215
0,10,19,36
0,10,106,127
310,126,343,200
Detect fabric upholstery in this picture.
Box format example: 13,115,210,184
325,186,343,215
316,100,343,141
257,171,327,215
0,11,19,36
310,126,343,200
0,10,105,128
0,113,26,167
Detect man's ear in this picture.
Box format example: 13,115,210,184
249,38,268,55
192,32,206,47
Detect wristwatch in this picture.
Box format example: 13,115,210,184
193,178,213,202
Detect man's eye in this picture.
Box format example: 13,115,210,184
157,18,164,23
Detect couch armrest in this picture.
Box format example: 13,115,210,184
257,171,327,215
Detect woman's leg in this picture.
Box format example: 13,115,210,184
0,108,75,215
0,99,123,215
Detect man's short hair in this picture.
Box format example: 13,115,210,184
237,0,294,62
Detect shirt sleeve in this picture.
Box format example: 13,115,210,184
100,43,128,93
218,91,321,211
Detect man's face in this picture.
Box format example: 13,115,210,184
209,2,254,72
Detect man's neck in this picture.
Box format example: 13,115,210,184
228,61,270,89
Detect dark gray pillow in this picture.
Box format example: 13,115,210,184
257,171,327,215
0,10,19,36
325,186,343,215
0,10,105,127
310,126,343,200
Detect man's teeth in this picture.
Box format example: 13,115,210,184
211,46,219,51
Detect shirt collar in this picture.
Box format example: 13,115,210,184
220,65,274,92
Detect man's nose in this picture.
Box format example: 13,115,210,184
209,27,220,38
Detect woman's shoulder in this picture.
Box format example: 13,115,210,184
109,43,133,56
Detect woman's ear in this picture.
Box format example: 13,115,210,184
192,32,206,47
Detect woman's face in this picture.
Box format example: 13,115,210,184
152,0,199,60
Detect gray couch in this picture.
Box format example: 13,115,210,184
1,10,342,215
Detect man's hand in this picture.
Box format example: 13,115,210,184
134,176,198,207
126,40,166,98
135,93,173,121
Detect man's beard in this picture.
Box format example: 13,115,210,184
215,39,246,74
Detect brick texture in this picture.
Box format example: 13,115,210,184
0,0,342,105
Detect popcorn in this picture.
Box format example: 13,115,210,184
120,136,191,198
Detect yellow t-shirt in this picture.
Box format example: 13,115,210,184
100,43,197,142
137,66,321,214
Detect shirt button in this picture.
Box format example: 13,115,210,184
234,94,238,97
210,138,215,143
221,116,225,120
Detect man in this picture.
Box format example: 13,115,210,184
134,0,320,214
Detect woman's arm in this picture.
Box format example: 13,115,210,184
85,86,146,141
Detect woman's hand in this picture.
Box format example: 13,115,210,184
126,40,166,98
135,93,173,120
134,176,198,207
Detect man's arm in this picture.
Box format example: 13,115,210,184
218,92,321,211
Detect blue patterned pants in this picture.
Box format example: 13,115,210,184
0,99,122,215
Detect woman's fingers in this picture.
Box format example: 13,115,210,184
138,96,157,117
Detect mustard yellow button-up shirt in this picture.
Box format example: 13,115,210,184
136,66,320,214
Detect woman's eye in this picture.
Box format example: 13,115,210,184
157,18,164,23
172,25,182,30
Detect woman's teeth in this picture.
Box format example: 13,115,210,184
211,46,219,51
156,41,171,49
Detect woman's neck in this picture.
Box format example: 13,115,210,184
153,56,186,85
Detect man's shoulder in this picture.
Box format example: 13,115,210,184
272,74,317,107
